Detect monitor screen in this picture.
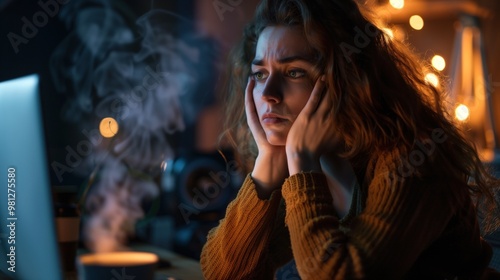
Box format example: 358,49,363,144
0,74,63,280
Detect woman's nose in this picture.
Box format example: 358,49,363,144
261,74,282,103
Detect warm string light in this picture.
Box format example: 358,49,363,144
455,104,470,121
431,55,446,71
424,73,439,88
382,27,394,40
383,2,485,147
99,117,119,138
389,0,404,9
409,15,424,30
381,25,406,42
381,27,395,44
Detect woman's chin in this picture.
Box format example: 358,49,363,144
265,134,287,146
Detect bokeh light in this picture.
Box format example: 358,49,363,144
425,73,439,87
99,117,119,138
409,15,424,30
431,55,446,71
455,104,470,121
390,0,404,9
382,28,394,40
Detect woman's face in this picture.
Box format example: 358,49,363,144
251,25,318,146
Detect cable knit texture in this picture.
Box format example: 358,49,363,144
200,150,494,279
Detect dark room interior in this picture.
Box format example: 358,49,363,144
1,0,500,279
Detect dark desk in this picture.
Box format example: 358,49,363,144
133,244,204,280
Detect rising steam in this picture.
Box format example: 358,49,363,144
50,0,216,252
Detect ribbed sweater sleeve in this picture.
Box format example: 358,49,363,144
281,153,460,279
200,174,292,280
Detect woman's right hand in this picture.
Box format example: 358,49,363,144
245,78,288,198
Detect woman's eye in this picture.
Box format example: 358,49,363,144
251,71,267,81
288,70,306,78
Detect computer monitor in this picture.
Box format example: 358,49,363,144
0,74,63,280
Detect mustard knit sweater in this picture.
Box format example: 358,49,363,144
200,151,495,279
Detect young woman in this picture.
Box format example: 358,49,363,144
200,0,500,279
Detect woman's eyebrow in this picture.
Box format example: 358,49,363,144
252,54,315,66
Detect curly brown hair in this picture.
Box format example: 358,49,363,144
219,0,500,233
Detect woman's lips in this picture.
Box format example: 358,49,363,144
262,113,287,124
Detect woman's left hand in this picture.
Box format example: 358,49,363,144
286,76,340,175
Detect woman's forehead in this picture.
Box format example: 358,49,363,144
254,26,314,63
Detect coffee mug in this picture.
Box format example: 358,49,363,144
77,251,158,280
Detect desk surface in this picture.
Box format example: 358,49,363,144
133,244,204,280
